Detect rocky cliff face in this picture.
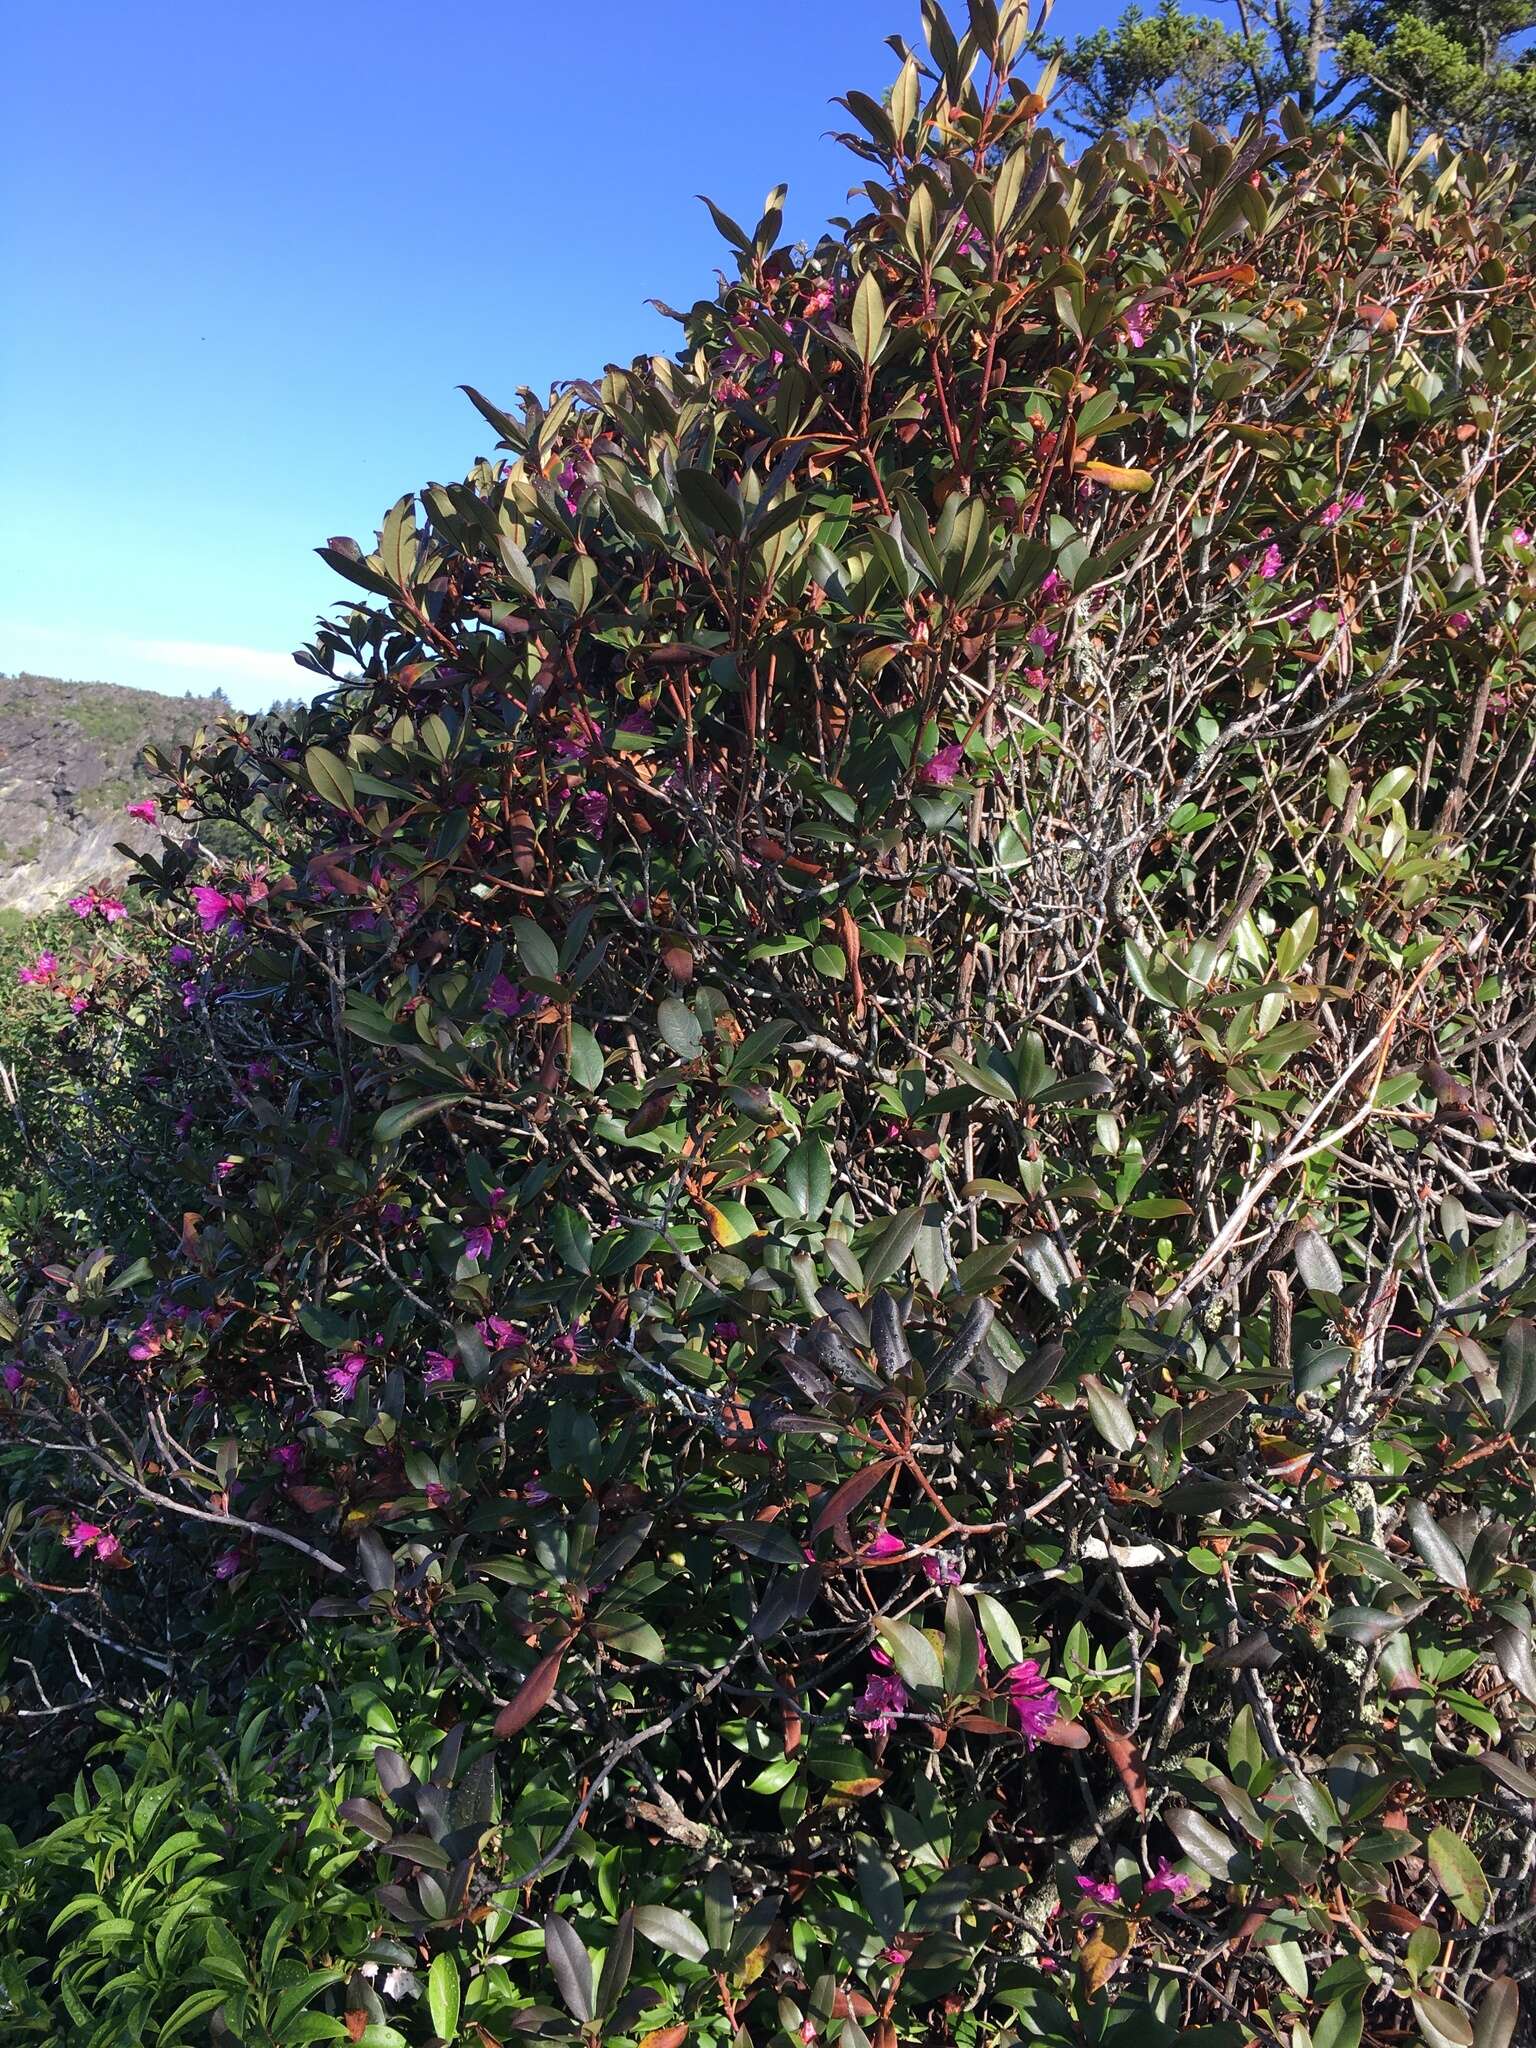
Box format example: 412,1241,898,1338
0,673,227,915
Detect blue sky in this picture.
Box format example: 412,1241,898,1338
2,0,1114,710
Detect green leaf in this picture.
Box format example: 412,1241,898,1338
1082,1375,1137,1453
304,746,355,813
1428,1826,1490,1923
634,1903,710,1963
427,1954,461,2040
874,1615,942,1693
851,269,887,366
568,1023,604,1091
855,1839,904,1941
513,919,560,980
658,996,704,1058
786,1137,833,1220
862,1207,926,1289
373,1093,469,1143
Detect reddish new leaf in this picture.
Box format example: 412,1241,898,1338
810,1458,897,1539
495,1641,570,1738
1088,1704,1147,1817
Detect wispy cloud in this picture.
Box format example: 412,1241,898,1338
0,620,314,710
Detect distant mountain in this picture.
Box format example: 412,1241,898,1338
0,672,229,915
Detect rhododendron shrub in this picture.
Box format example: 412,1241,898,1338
6,7,1536,2041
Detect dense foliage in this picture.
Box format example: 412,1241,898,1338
5,8,1536,2043
1056,0,1536,154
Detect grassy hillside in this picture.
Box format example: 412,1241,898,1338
0,671,228,914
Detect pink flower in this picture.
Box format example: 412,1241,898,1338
1447,610,1472,633
920,1551,964,1587
852,1672,909,1737
69,994,88,1014
524,1475,552,1503
425,1482,452,1509
864,1530,905,1560
573,787,610,831
880,1945,912,1966
1,1364,23,1393
485,974,533,1019
917,743,964,787
805,280,836,318
128,1319,162,1361
423,1351,457,1386
1122,300,1152,347
19,952,59,986
1320,500,1344,527
463,1225,495,1263
126,799,158,823
326,1352,367,1401
213,1549,243,1580
168,942,196,965
273,1443,303,1475
479,1314,525,1352
1147,1857,1189,1899
1027,622,1059,656
1514,525,1531,547
1077,1874,1121,1907
95,1532,122,1562
191,885,235,931
1040,569,1066,599
1006,1658,1059,1747
553,1327,584,1364
68,893,95,917
65,1519,103,1557
1258,543,1284,580
98,897,128,923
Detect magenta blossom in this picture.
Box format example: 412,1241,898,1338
573,787,610,831
1447,610,1472,632
1122,300,1152,348
18,952,59,987
128,1318,163,1361
425,1481,453,1509
1027,621,1059,656
2,1364,23,1394
273,1443,303,1475
463,1225,496,1263
863,1530,905,1560
423,1351,457,1386
1006,1658,1059,1746
126,798,158,823
921,1550,964,1587
918,742,964,788
168,942,196,966
191,885,236,930
1147,1857,1189,1898
1077,1874,1121,1908
212,1549,243,1581
1514,525,1531,547
524,1475,552,1503
65,1519,103,1558
1039,568,1066,600
68,893,95,917
880,1945,912,1966
479,1314,525,1352
326,1352,367,1402
95,1532,123,1562
1258,542,1284,579
485,974,534,1019
852,1672,909,1737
